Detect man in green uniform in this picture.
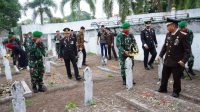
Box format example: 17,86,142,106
116,22,138,85
178,21,196,76
29,31,46,93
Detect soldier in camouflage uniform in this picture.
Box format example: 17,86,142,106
116,22,138,85
178,21,196,76
29,31,46,93
24,32,33,61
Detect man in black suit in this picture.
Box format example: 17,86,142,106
140,21,157,70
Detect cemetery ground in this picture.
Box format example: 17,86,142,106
0,54,200,112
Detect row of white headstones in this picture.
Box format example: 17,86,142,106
0,45,163,112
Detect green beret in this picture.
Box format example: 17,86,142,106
178,21,187,28
8,34,13,38
32,31,43,38
122,22,130,29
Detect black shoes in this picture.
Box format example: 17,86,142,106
33,85,46,93
122,76,126,85
145,67,150,70
148,64,154,69
32,85,38,93
82,63,88,66
171,92,179,98
76,76,82,81
38,85,46,92
157,88,168,93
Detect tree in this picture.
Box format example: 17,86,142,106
50,17,65,23
23,0,57,25
18,19,33,25
60,0,96,21
0,0,21,30
64,11,93,22
103,0,132,23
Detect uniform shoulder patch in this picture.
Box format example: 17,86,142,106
180,31,187,35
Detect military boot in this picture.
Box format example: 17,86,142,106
32,85,38,93
122,76,126,85
188,68,196,76
38,85,46,92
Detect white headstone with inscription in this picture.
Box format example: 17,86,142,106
84,67,93,105
11,81,26,112
125,57,133,90
77,51,83,68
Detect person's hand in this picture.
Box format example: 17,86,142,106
59,58,63,61
178,60,185,67
111,43,114,46
157,56,161,64
124,51,129,56
144,44,149,49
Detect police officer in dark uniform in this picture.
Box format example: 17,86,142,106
157,18,191,98
141,21,157,70
60,28,81,80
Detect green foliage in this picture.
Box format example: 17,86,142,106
0,0,21,30
25,99,33,107
87,99,96,106
18,19,33,25
64,11,93,22
60,0,96,21
107,74,114,77
50,17,65,23
65,101,77,110
23,0,57,24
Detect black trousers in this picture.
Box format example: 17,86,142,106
63,54,79,79
159,65,184,94
143,46,157,67
79,48,86,65
108,45,117,59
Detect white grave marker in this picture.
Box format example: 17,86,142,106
84,67,93,105
11,81,26,112
125,57,133,90
158,58,163,81
77,51,83,68
1,46,12,80
44,57,51,74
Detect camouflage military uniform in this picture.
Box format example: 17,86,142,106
29,41,46,89
116,32,137,77
24,36,33,60
186,29,194,71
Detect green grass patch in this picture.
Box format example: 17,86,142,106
107,74,113,77
88,99,96,106
87,52,95,56
25,99,33,107
65,101,77,110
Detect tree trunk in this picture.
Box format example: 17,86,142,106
167,0,173,11
77,2,81,21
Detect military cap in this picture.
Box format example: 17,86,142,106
8,34,13,38
63,28,70,32
166,18,180,26
32,31,43,38
178,21,187,28
144,21,151,24
122,22,130,29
